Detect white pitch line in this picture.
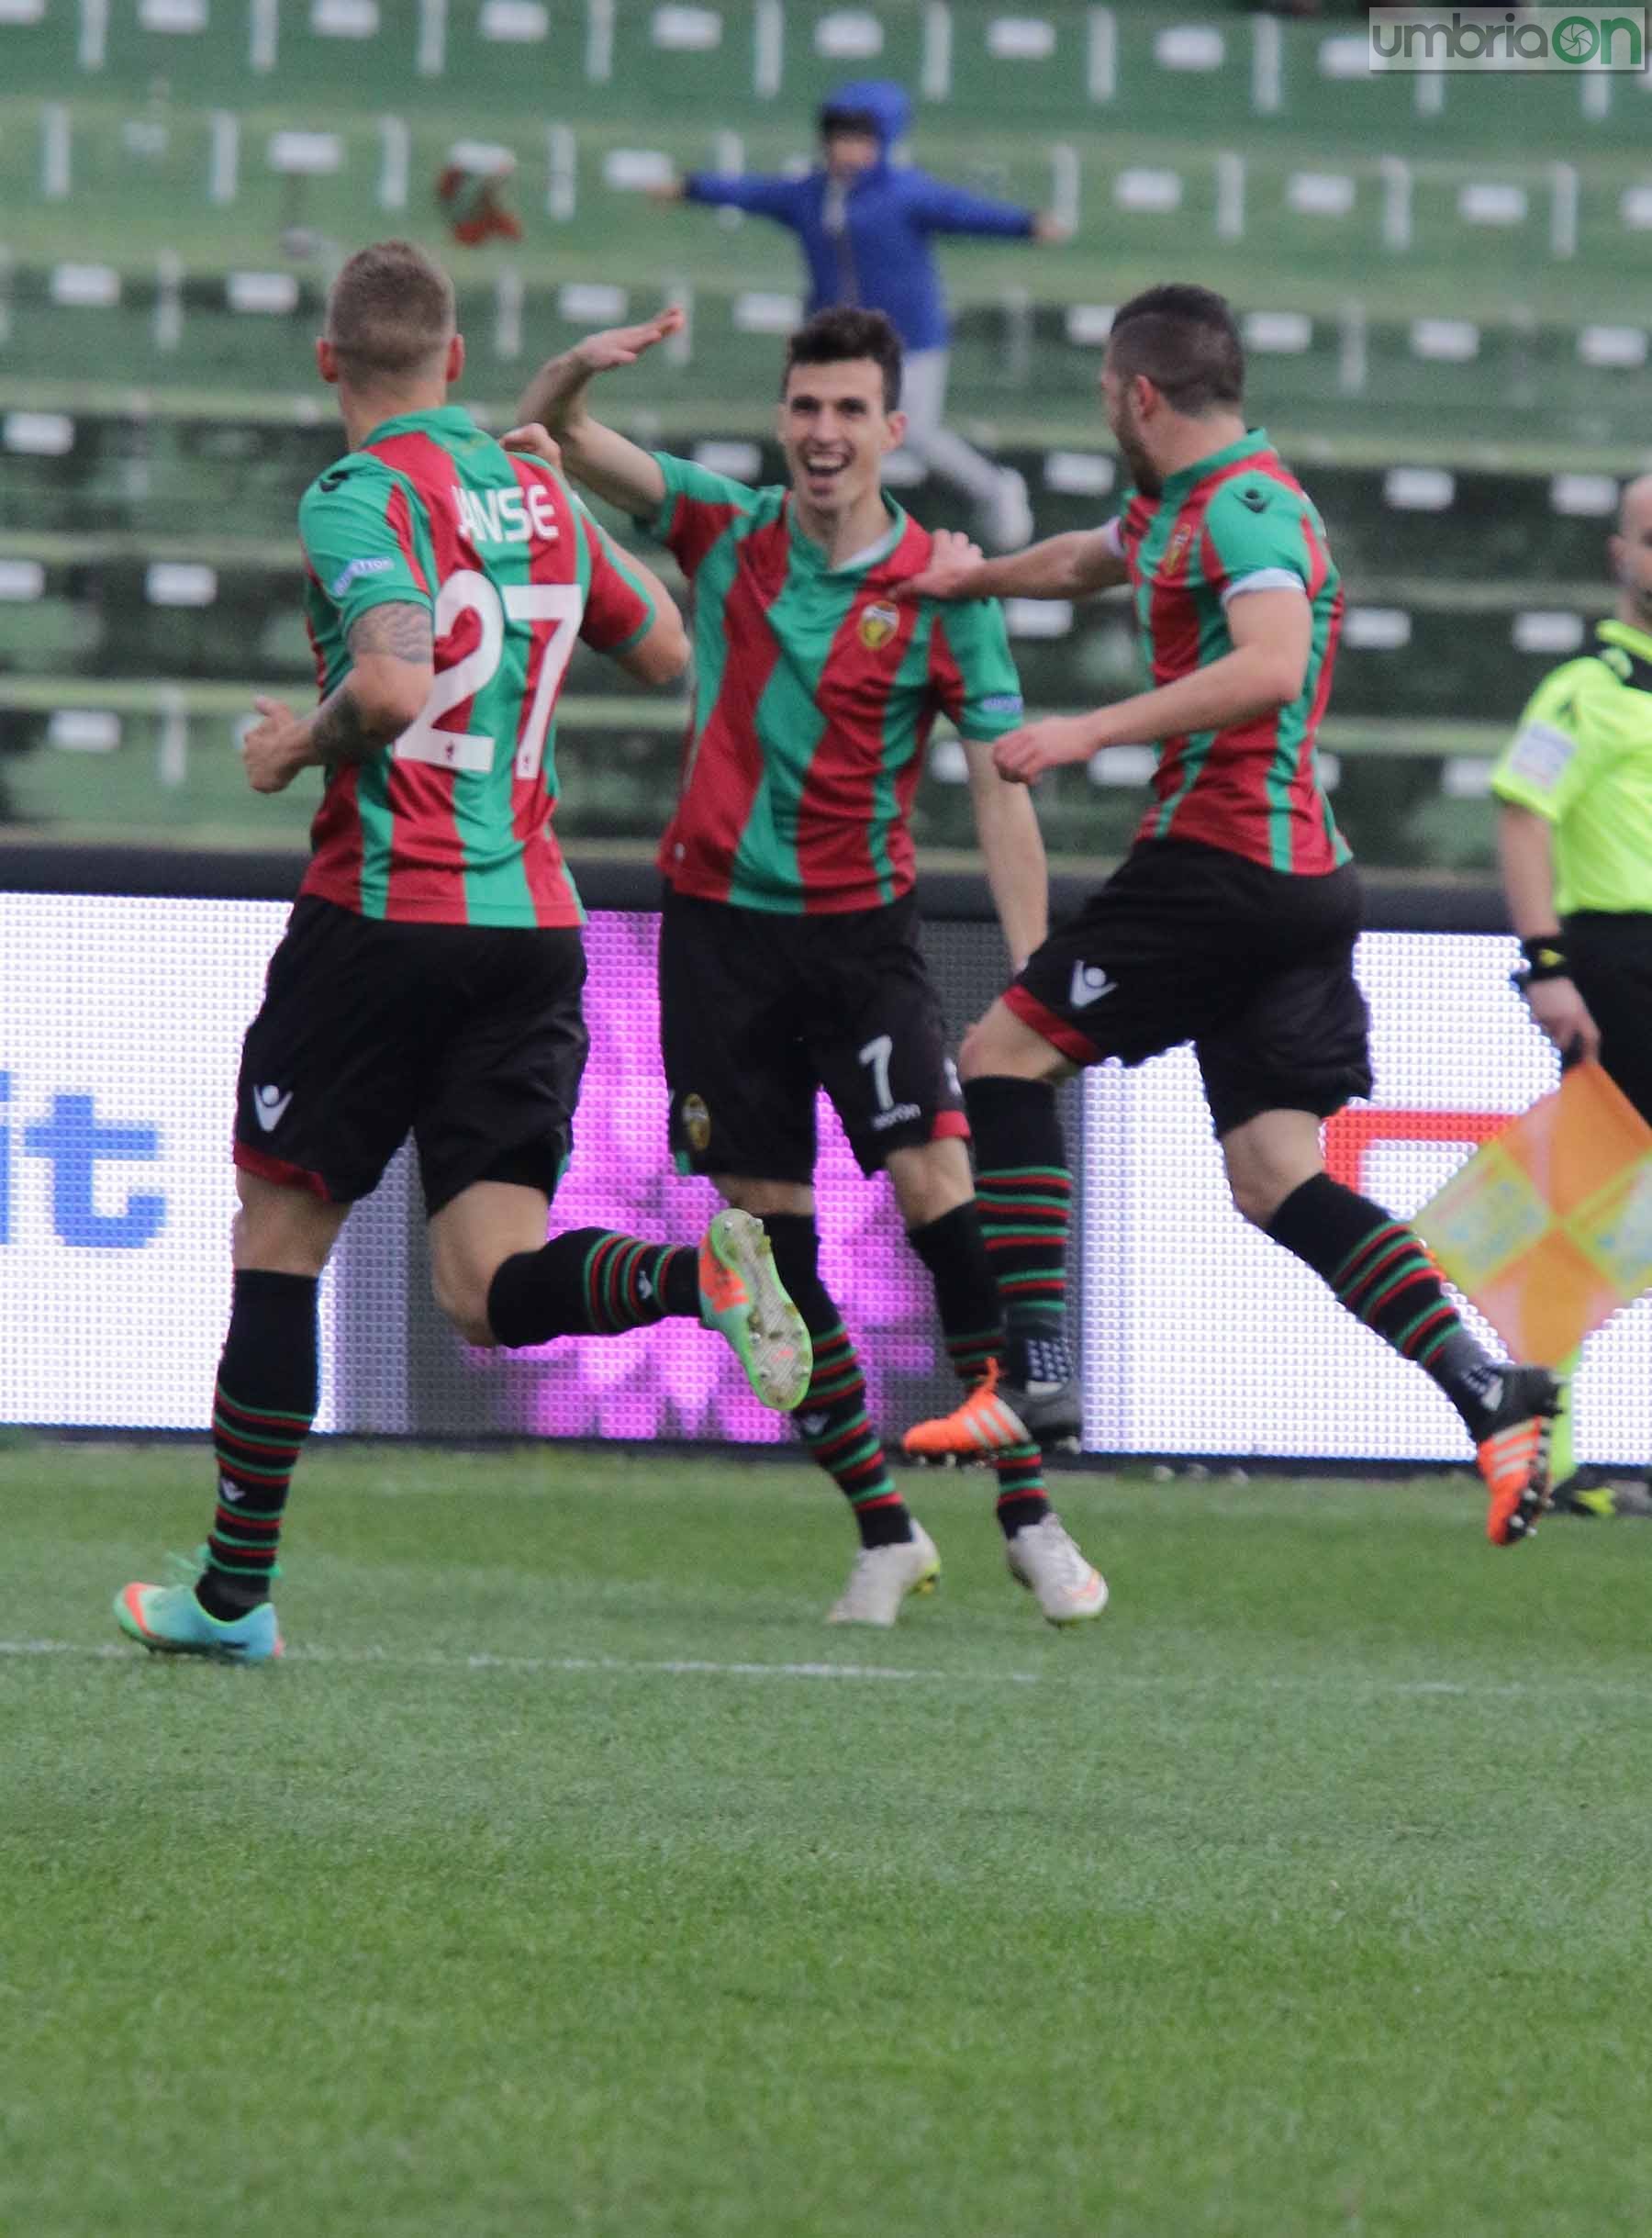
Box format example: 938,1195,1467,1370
0,1639,1038,1687
5,1640,1648,1705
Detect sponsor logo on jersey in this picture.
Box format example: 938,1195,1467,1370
858,600,901,653
979,694,1024,717
328,555,396,599
1237,485,1271,514
681,1093,711,1152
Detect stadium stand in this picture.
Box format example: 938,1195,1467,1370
3,0,1649,863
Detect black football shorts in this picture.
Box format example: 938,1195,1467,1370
234,896,589,1214
658,886,966,1182
1005,839,1373,1137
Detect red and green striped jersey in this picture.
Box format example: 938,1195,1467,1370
645,453,1025,913
297,404,657,926
1114,429,1347,878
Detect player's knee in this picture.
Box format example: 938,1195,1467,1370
1224,1153,1305,1230
714,1175,813,1221
958,1006,1057,1085
887,1139,972,1228
230,1195,334,1277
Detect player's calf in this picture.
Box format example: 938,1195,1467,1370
1266,1174,1563,1545
481,1217,810,1411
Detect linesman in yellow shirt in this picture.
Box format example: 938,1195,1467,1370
1492,472,1652,1517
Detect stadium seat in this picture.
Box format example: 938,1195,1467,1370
0,0,1640,867
10,2,1649,158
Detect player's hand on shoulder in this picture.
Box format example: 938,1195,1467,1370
1524,976,1602,1065
993,714,1096,786
899,527,985,603
501,422,563,470
241,697,311,794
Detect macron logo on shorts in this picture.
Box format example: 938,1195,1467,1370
253,1085,293,1132
1069,963,1117,1009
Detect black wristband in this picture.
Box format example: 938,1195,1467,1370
1519,934,1570,983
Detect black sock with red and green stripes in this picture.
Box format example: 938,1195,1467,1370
195,1270,318,1619
765,1214,913,1549
963,1076,1076,1386
486,1228,700,1346
1267,1175,1505,1436
907,1203,1051,1539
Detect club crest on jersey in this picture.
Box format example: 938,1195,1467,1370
1161,525,1195,579
858,601,901,653
681,1093,711,1152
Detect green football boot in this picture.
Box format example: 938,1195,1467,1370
116,1559,283,1662
698,1208,812,1412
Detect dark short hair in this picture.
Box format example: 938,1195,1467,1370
326,238,455,385
819,104,878,137
1108,284,1244,413
783,307,902,413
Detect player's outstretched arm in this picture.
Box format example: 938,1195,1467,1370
903,528,1128,605
241,603,433,793
515,309,684,516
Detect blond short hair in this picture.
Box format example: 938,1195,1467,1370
325,240,455,386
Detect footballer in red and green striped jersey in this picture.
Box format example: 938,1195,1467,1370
647,453,1024,914
906,284,1565,1558
1112,427,1346,878
297,403,657,927
121,241,825,1670
510,302,1109,1606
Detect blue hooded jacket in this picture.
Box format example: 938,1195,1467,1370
682,80,1037,353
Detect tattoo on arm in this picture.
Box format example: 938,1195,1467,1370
308,682,386,765
309,603,435,764
348,601,434,665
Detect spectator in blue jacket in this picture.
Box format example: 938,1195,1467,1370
653,79,1066,548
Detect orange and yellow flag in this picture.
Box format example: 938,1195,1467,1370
1414,1062,1652,1366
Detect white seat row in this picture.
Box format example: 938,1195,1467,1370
27,0,1652,129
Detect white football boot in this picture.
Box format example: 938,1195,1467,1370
1005,1514,1107,1627
826,1524,942,1627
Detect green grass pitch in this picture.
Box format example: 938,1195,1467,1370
3,1440,1648,2237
